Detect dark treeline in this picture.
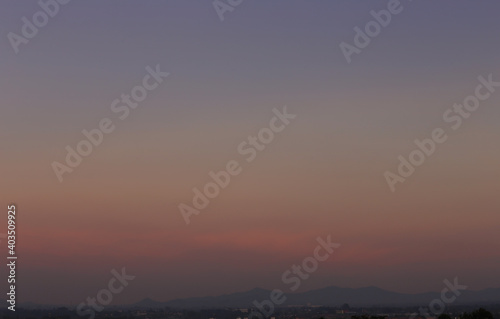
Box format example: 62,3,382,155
1,306,499,319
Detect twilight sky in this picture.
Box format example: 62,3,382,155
1,0,500,306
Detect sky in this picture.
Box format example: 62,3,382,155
1,0,500,306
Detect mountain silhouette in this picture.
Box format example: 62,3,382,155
127,286,500,309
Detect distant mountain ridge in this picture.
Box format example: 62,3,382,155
129,285,500,309
12,286,499,310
